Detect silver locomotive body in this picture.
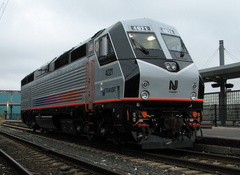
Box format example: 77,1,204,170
21,19,204,149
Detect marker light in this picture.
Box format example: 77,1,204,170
142,81,149,89
192,83,197,90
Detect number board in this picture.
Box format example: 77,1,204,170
130,26,151,31
160,28,175,35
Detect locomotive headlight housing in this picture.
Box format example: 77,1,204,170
190,92,197,101
165,62,178,72
140,90,150,100
142,81,149,89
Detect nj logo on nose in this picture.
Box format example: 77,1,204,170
169,80,178,90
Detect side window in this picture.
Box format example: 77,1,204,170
95,35,116,66
54,50,71,70
71,44,87,62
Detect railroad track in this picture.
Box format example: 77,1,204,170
0,130,120,175
1,120,30,130
2,121,240,174
141,149,240,175
0,149,31,175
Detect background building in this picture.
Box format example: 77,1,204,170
0,90,21,120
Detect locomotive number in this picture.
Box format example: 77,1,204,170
105,68,113,76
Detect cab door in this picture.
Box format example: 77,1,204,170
85,41,95,111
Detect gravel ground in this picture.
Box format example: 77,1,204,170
0,126,182,175
0,156,17,175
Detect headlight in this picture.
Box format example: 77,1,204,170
171,63,177,71
142,81,149,89
165,62,178,72
165,63,172,71
190,92,197,101
140,90,150,100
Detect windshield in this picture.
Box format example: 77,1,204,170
128,33,161,53
162,34,187,53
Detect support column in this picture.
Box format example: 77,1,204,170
219,78,227,125
219,40,227,125
219,40,225,66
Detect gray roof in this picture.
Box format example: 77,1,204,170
199,62,240,82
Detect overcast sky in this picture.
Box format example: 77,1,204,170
1,0,240,92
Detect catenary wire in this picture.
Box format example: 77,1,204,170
225,49,240,63
201,48,218,69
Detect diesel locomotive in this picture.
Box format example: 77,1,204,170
21,18,204,149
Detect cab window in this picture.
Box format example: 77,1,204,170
95,35,117,66
128,33,161,50
162,34,192,60
162,34,188,53
128,32,165,58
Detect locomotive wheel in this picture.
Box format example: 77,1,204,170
32,127,36,132
31,124,38,132
87,134,94,142
111,132,125,146
84,123,95,142
40,128,46,134
111,136,121,145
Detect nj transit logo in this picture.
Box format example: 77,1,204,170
169,80,178,91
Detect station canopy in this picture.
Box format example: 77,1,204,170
199,62,240,82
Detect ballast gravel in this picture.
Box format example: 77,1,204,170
0,126,182,175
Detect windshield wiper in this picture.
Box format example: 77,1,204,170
131,38,149,55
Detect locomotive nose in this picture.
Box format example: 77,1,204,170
137,59,200,101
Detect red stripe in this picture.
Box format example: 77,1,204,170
95,98,204,103
21,98,204,111
148,98,204,102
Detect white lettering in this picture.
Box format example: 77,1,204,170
160,28,175,35
130,26,151,31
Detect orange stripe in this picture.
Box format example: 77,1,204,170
95,98,204,103
21,98,204,111
147,98,204,102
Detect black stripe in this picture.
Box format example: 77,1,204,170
109,22,140,97
119,59,140,97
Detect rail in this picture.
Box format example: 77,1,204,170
0,130,120,175
0,149,31,175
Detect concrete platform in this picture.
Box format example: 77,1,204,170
197,126,240,149
202,126,240,141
